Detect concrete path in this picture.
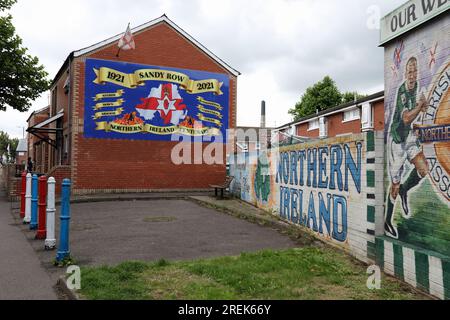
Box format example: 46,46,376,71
0,188,57,300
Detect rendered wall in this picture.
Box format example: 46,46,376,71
381,13,449,299
230,131,385,263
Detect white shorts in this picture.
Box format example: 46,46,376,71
388,134,421,184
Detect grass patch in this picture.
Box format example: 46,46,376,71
79,248,429,300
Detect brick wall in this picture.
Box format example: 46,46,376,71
297,124,319,138
327,113,361,137
65,21,236,194
295,100,385,138
47,165,71,195
373,100,385,131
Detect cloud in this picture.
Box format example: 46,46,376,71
1,0,406,137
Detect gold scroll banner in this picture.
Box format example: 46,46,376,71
196,97,223,110
95,122,142,134
92,108,124,120
197,113,222,127
93,68,138,88
95,122,221,136
93,67,223,95
93,99,125,110
93,90,124,101
197,105,223,119
143,124,178,135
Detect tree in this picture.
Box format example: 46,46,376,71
0,130,18,164
288,76,367,121
0,0,50,112
341,91,367,104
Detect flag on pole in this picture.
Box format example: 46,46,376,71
118,23,135,51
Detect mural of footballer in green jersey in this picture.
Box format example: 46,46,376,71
385,56,429,239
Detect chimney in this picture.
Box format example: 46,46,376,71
260,100,266,128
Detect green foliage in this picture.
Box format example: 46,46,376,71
0,0,50,112
54,256,77,267
288,76,366,121
341,91,367,104
0,130,18,164
0,0,16,11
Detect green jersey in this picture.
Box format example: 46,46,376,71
391,82,418,144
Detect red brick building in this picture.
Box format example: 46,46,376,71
27,15,239,195
276,91,384,142
27,106,51,172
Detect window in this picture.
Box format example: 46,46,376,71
308,119,319,131
343,108,360,122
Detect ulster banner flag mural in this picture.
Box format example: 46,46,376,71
84,58,229,142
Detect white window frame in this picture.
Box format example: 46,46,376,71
308,119,320,131
319,117,327,138
361,103,373,131
343,108,360,123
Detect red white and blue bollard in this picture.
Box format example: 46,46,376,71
30,174,38,230
36,176,47,240
23,173,32,224
45,177,56,250
20,171,26,219
56,179,71,262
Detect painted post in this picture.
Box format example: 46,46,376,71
36,176,47,240
30,174,38,230
24,173,32,224
45,177,56,250
20,171,26,219
56,179,71,263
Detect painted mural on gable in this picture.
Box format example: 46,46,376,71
384,15,450,256
83,58,229,142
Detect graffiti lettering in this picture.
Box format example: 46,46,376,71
279,187,348,242
276,143,362,194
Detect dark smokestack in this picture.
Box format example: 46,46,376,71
260,100,266,128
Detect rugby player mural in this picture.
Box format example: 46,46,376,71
84,58,229,142
384,16,449,255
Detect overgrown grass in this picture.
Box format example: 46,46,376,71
79,248,428,300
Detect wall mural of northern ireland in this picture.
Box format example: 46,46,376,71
384,16,450,256
84,58,229,142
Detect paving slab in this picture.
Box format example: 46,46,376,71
0,190,57,300
24,198,298,270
